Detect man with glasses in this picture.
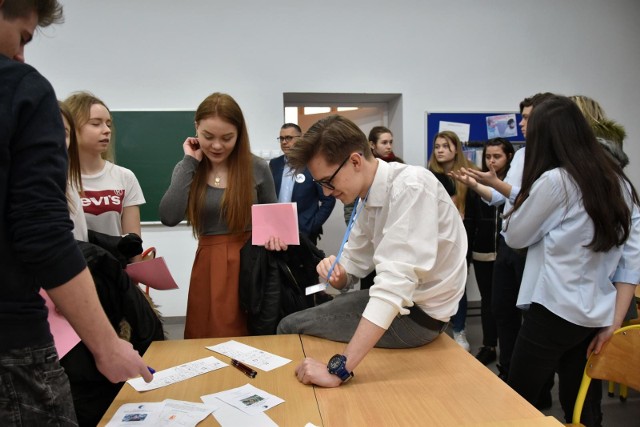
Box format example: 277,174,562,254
269,123,335,245
275,115,467,387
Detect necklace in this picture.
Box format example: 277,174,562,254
214,176,222,187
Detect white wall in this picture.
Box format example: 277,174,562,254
29,0,640,316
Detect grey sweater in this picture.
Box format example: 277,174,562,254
159,154,277,235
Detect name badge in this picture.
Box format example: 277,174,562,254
295,173,306,184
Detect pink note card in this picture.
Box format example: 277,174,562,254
40,290,81,358
125,257,179,290
252,202,300,245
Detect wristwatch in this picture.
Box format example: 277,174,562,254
327,354,354,383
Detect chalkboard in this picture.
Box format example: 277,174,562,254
425,111,525,162
112,111,195,222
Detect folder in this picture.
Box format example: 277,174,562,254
125,257,179,290
252,203,300,245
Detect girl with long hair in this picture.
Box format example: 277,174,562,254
504,95,639,425
64,92,145,240
427,130,477,351
463,138,514,365
159,92,277,338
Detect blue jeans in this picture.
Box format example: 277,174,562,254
452,289,467,333
0,343,77,426
277,290,447,348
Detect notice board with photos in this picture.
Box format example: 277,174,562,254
425,111,525,167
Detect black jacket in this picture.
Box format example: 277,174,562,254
464,190,502,262
239,234,325,335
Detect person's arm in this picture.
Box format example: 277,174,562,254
449,168,493,201
587,282,637,356
295,317,385,387
47,268,152,383
159,154,199,226
503,171,565,249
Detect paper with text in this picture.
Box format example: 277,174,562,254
215,383,284,415
206,340,291,372
127,356,227,392
105,400,216,427
252,202,300,245
201,392,278,427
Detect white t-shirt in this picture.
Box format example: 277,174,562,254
81,161,145,236
68,184,88,241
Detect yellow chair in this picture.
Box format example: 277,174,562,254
569,324,640,426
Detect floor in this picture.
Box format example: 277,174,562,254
161,310,639,426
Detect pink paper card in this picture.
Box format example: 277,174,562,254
40,290,81,358
125,257,179,290
252,202,300,245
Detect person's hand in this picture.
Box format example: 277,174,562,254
265,236,288,251
587,325,616,357
316,255,345,285
183,137,203,162
465,165,499,187
295,357,343,387
93,338,153,384
449,168,478,189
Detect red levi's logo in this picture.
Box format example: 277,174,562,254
81,189,124,215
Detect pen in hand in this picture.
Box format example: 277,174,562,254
231,359,257,378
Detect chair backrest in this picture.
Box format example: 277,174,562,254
587,324,640,391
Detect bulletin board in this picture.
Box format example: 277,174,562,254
425,111,525,162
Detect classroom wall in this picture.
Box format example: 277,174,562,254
29,0,640,317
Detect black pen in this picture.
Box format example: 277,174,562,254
231,359,257,378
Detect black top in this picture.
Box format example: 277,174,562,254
0,55,87,351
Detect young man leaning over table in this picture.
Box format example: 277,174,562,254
265,115,467,387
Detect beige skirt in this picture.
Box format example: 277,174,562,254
184,232,250,339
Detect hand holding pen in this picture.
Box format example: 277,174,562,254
316,255,347,289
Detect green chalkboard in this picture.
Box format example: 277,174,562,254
112,111,195,222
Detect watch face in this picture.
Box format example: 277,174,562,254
328,356,341,370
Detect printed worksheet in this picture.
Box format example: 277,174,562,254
206,340,290,372
127,356,228,392
215,384,284,416
201,392,278,427
106,399,216,427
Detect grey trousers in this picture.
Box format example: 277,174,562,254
277,289,447,349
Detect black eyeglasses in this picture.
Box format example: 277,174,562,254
313,155,351,191
277,135,301,143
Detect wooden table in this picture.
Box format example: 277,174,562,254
300,334,546,427
98,335,322,426
100,334,552,426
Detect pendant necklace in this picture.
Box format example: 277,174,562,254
214,176,222,187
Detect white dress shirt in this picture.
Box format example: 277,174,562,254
340,160,468,328
278,159,295,203
504,168,640,327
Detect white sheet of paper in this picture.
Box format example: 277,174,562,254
105,402,164,426
206,340,291,372
158,399,217,426
127,356,227,392
305,282,327,295
201,392,278,427
438,120,471,143
106,400,216,427
215,383,284,416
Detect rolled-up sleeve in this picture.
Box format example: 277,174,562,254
613,198,640,284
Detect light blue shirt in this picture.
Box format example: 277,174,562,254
278,160,295,203
504,168,640,327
